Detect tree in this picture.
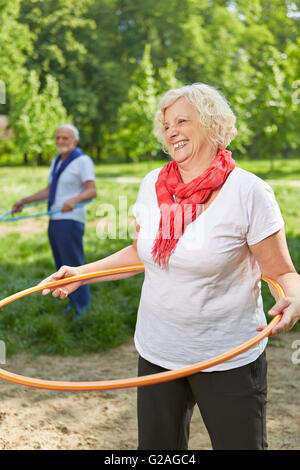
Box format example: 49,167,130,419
8,71,68,164
0,0,31,161
0,0,32,86
18,0,129,157
0,0,69,163
0,0,31,143
2,0,300,163
233,0,300,160
103,44,182,162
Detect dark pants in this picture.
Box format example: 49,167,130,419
48,219,90,312
137,352,268,450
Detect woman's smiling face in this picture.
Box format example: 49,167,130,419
163,96,208,164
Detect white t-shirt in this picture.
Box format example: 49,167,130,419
48,155,95,224
133,166,285,372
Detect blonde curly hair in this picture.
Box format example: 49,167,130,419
153,83,238,151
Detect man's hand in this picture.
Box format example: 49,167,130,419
61,197,78,212
12,199,25,213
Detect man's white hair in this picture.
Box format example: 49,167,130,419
59,124,80,141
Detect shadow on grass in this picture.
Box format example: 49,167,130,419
254,168,300,181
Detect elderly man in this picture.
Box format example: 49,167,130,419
13,124,97,318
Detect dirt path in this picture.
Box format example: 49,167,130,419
0,332,299,450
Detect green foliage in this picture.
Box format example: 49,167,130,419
0,0,32,83
102,45,182,161
9,71,68,163
0,0,69,164
0,0,299,162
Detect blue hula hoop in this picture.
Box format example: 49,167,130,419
0,200,94,222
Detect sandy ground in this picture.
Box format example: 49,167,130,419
0,332,299,450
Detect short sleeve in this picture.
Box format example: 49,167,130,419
79,155,95,182
246,180,284,245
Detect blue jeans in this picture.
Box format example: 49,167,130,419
48,219,90,313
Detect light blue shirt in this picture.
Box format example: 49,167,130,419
48,154,95,224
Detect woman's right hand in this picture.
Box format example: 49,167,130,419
39,265,83,299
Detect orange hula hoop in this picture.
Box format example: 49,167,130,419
0,265,284,392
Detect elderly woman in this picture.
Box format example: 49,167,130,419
41,83,300,450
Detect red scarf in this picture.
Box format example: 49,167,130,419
152,148,235,268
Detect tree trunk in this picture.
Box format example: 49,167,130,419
37,153,43,165
96,145,101,162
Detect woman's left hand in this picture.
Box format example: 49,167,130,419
257,296,300,336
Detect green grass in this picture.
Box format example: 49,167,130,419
0,159,299,358
0,230,143,357
236,158,300,181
